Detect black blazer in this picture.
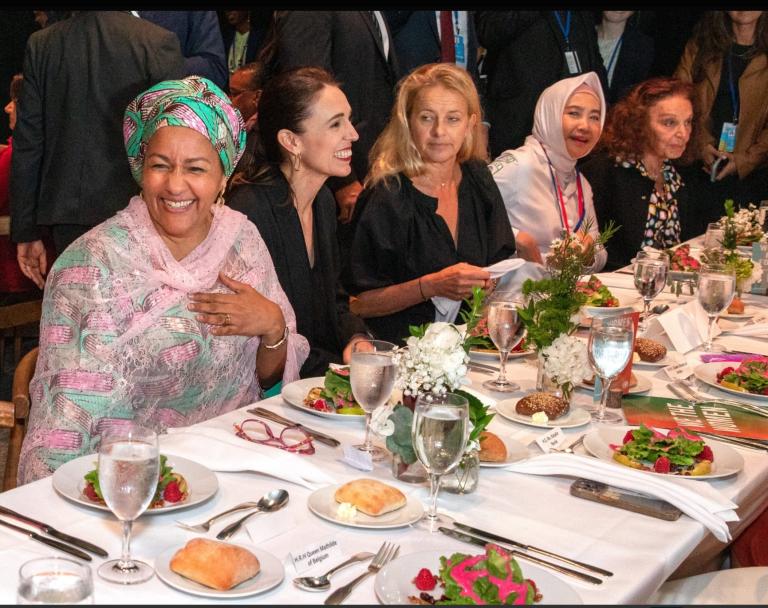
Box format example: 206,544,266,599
581,153,699,271
227,173,369,378
606,28,655,104
10,11,184,243
273,11,400,189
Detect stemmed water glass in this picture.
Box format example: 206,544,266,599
696,263,735,352
703,222,725,250
349,338,397,461
481,294,526,392
412,392,469,532
97,423,159,584
633,250,669,333
587,316,634,424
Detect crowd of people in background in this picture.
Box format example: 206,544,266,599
1,10,767,489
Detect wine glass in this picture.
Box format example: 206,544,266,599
633,251,669,333
17,557,94,604
412,392,469,532
587,316,634,424
349,338,397,461
97,423,159,584
703,222,725,250
482,294,526,392
696,263,735,352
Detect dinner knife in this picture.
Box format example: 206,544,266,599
247,407,341,447
0,518,91,561
438,527,602,585
694,431,768,452
0,506,107,557
452,522,613,577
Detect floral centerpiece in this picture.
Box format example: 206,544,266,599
373,289,494,490
517,221,618,400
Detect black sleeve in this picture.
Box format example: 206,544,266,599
468,160,517,263
475,11,539,51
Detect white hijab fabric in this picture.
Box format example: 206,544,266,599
532,72,606,177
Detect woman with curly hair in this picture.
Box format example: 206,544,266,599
674,11,768,219
581,77,698,270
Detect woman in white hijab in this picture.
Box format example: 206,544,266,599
490,72,607,272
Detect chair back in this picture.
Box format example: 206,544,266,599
0,346,38,491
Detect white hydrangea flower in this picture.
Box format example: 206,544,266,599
541,334,591,387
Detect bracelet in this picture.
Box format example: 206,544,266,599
262,325,289,350
418,277,427,301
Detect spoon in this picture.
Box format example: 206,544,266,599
293,552,375,591
651,304,670,315
215,489,289,540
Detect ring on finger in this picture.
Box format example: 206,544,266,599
223,313,231,326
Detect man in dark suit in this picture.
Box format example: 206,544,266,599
477,10,608,157
271,11,400,225
10,11,184,288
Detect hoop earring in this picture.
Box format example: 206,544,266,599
292,152,302,172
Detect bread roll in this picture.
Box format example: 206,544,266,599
170,538,260,591
515,392,569,419
634,338,667,362
478,431,507,462
334,478,406,516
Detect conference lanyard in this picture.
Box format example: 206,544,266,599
540,142,585,233
605,35,623,82
553,10,571,47
727,52,740,123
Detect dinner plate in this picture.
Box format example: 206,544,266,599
155,543,284,598
52,454,218,514
281,377,365,421
495,398,591,429
632,354,678,368
583,305,636,319
478,435,530,467
469,347,534,362
719,308,756,321
583,425,744,480
693,362,768,403
577,375,652,395
307,484,424,529
374,550,582,605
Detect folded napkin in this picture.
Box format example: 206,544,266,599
712,336,768,357
161,427,337,490
503,452,738,542
432,258,528,322
648,300,715,353
720,322,768,338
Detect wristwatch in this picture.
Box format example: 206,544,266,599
263,325,289,350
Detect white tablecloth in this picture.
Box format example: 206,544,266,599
0,289,766,604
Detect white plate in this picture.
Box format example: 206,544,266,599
693,362,768,403
495,398,591,429
375,550,582,605
52,454,218,514
719,308,756,320
155,543,284,598
583,425,744,480
632,355,676,368
479,435,530,467
583,305,636,319
307,484,424,529
577,375,652,395
281,377,365,421
469,347,534,361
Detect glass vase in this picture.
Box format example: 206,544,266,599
441,449,479,494
535,353,572,404
391,452,428,484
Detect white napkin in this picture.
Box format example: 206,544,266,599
720,322,768,338
714,336,768,356
650,300,715,353
161,427,337,489
503,453,737,542
431,258,527,322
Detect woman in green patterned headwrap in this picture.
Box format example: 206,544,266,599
18,76,309,485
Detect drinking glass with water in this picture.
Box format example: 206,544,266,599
696,263,735,352
587,316,634,424
633,251,669,333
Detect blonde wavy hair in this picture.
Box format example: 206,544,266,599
366,63,485,188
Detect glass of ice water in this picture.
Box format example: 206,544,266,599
350,339,397,461
17,557,93,604
697,263,736,352
481,294,526,393
412,392,469,531
633,251,669,333
97,423,159,584
588,316,634,424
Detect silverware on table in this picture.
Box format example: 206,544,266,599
324,541,399,604
467,360,500,373
694,431,768,452
216,488,290,540
468,363,495,375
247,407,341,448
452,522,613,578
294,551,375,591
668,381,768,419
0,505,108,557
175,500,264,533
439,527,603,585
0,517,91,561
550,434,586,454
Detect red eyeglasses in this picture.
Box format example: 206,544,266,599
233,419,315,455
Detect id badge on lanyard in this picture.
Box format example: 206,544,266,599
565,50,582,75
554,11,581,75
719,52,739,153
719,122,737,153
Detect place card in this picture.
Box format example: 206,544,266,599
340,445,374,471
664,362,695,381
290,536,345,574
246,506,296,544
536,427,566,453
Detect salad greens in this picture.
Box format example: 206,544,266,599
612,424,713,474
84,454,187,506
717,357,768,396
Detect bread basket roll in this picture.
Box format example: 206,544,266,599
334,478,406,516
170,538,261,591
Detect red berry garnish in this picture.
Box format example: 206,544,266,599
163,480,183,503
622,430,635,444
413,568,437,591
699,446,714,462
653,456,671,473
83,482,99,502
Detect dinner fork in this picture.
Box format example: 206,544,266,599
551,434,585,454
324,542,399,605
175,501,262,533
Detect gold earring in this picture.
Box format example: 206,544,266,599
292,152,302,171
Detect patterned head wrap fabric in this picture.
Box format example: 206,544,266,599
123,76,246,184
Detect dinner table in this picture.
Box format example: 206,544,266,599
0,249,767,604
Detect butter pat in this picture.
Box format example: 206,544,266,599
531,411,549,424
632,352,641,363
336,502,357,522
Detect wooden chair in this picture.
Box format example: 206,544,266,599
0,346,38,491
